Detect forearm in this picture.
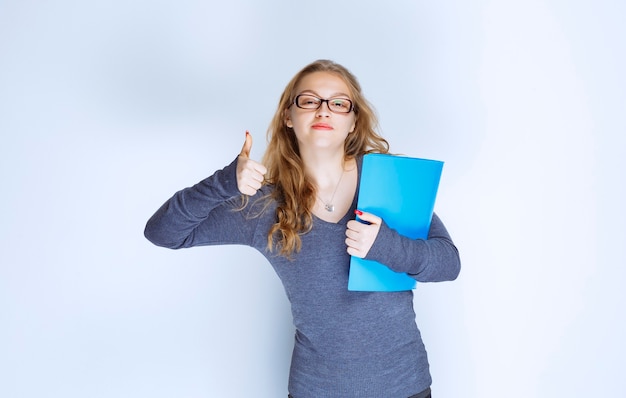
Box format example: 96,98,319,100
365,213,461,282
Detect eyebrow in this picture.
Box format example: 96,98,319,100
299,89,351,99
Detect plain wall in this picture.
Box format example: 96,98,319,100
1,0,624,397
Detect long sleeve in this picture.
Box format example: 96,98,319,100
364,213,461,282
144,158,259,249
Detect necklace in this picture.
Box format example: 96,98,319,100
317,169,345,212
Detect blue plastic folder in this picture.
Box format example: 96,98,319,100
348,154,444,292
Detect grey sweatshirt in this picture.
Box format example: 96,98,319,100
144,157,460,398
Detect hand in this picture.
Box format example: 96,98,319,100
236,131,267,196
345,210,382,258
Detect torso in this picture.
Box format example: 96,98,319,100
240,156,430,396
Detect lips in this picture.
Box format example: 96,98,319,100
311,123,333,130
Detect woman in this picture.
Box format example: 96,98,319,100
144,59,460,398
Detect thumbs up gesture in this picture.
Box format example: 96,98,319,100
236,131,268,196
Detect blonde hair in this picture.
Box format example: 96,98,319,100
262,59,389,257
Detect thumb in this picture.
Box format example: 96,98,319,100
354,209,381,225
240,130,252,157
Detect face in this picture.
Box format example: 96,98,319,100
285,71,357,153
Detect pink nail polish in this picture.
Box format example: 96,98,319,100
354,209,363,216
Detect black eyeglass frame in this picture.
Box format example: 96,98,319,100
290,94,355,114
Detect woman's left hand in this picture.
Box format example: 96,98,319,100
345,210,382,258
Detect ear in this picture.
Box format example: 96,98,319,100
284,109,293,128
349,120,356,133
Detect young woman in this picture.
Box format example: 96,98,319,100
144,59,460,398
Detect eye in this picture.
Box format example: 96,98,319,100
297,95,321,108
330,98,351,110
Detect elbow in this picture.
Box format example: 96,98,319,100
144,222,182,250
144,224,161,247
421,244,461,282
445,246,461,281
448,256,461,281
144,225,167,248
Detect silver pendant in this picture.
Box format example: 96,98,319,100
324,203,335,212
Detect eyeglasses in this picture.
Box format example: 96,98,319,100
292,94,354,114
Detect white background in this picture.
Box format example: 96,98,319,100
1,1,624,397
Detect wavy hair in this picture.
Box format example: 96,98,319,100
261,59,389,257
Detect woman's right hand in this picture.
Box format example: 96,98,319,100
236,131,268,196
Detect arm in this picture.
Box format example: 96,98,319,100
347,212,460,282
366,213,460,282
145,132,268,250
144,158,247,249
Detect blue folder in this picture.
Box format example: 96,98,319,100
348,154,444,292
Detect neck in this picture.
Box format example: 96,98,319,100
300,149,348,190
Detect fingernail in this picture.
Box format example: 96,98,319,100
354,209,363,216
246,130,250,136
